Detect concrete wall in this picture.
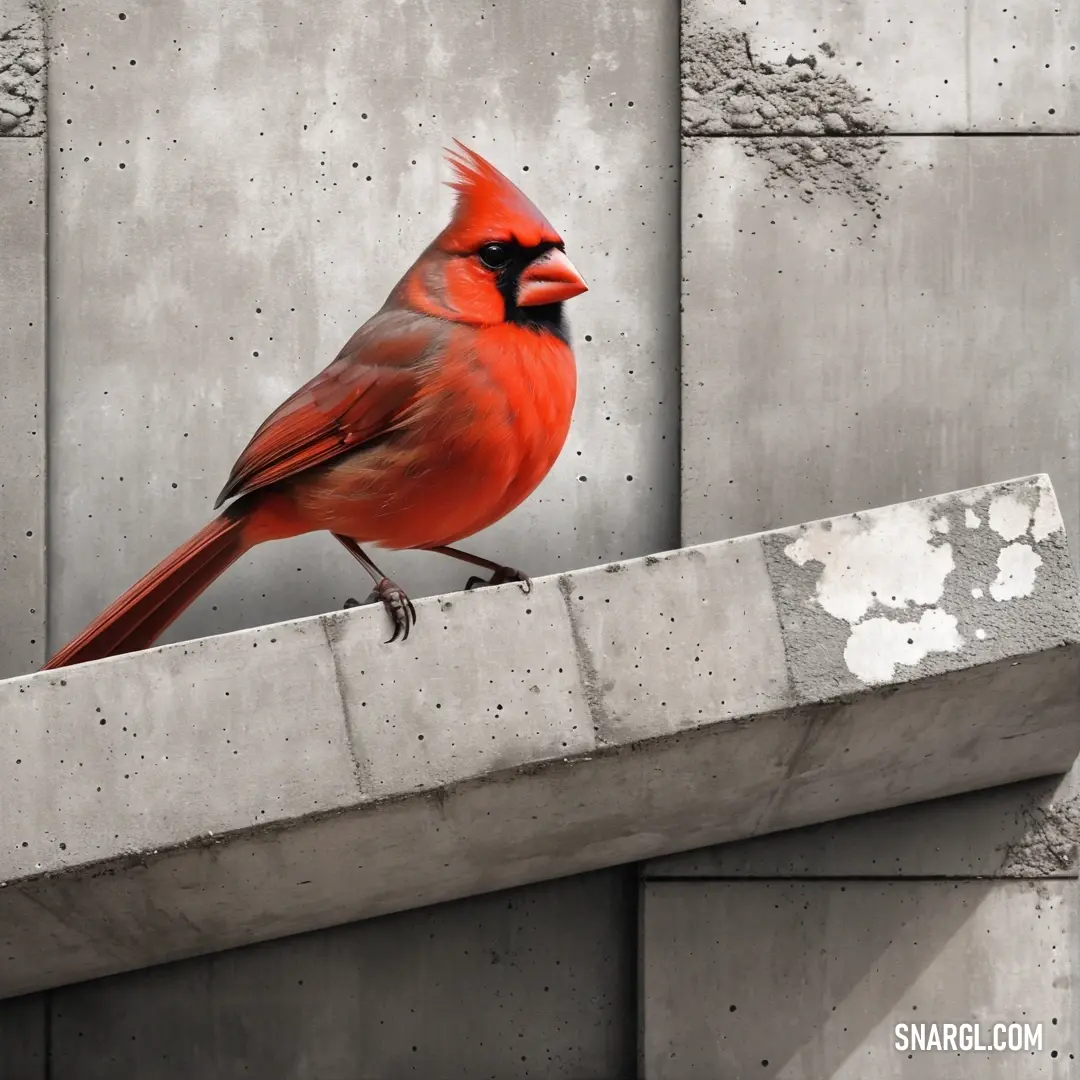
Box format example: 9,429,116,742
681,0,1080,553
0,0,675,1074
650,0,1080,1075
43,0,680,656
2,869,637,1080
2,0,1078,1074
0,0,46,680
682,135,1080,557
643,876,1077,1078
643,771,1080,1077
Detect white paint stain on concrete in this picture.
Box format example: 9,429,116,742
1033,479,1064,543
984,479,1061,548
785,503,955,624
785,482,1060,686
785,501,964,685
988,493,1033,542
844,609,963,685
990,543,1043,601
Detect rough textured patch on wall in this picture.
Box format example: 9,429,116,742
1000,776,1080,877
0,0,44,136
683,0,1080,132
682,24,889,208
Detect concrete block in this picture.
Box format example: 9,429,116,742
0,0,44,138
0,992,44,1080
642,879,1075,1079
2,481,1080,993
645,763,1080,879
0,138,46,679
2,477,1079,996
45,870,634,1080
681,136,1080,571
45,0,680,654
683,0,1080,135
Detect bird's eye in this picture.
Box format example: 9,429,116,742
478,242,511,269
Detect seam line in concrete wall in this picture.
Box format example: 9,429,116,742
964,0,973,128
43,987,53,1080
672,0,685,552
642,874,1070,882
685,131,1080,138
635,875,647,1080
41,5,50,663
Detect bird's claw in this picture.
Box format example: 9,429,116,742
464,566,532,594
375,578,416,643
343,581,416,642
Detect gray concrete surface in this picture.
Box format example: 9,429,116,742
0,991,44,1080
2,477,1079,997
674,24,1080,1071
1,0,1077,1068
38,869,634,1080
0,137,46,679
43,0,680,665
646,764,1080,878
0,0,677,1065
681,136,1080,567
642,879,1076,1079
683,0,1080,134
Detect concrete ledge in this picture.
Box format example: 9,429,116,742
2,475,1079,996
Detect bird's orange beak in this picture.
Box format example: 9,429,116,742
516,248,588,307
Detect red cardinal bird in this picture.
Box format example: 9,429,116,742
44,141,587,670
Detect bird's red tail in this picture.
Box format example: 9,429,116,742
43,508,254,670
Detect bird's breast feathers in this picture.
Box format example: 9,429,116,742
297,320,577,548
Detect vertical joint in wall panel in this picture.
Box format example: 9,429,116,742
0,0,47,677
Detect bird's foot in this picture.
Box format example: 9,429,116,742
344,581,416,643
464,565,532,594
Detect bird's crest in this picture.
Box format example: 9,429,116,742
439,139,560,252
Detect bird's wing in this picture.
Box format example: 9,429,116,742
215,309,445,506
